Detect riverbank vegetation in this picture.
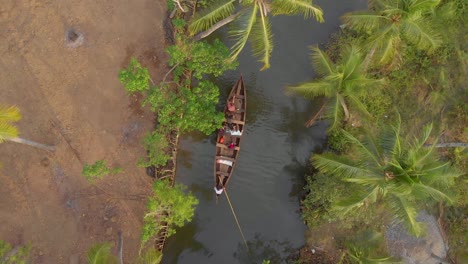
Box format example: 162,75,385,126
295,0,466,262
117,0,239,261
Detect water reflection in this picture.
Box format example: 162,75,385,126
163,219,209,264
234,234,296,264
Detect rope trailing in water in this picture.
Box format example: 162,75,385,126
224,188,248,249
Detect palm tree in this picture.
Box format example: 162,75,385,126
342,0,443,66
189,0,324,70
312,117,461,236
0,105,55,151
287,45,384,131
86,243,118,264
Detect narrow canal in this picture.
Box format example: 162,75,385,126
163,1,366,263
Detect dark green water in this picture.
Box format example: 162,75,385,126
162,1,366,263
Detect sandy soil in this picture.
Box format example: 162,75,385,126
0,0,168,263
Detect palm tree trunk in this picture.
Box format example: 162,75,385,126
338,96,350,121
117,231,123,264
193,13,240,41
8,137,55,151
426,142,468,148
363,47,376,71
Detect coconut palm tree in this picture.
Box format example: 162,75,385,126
0,105,55,151
287,45,384,131
312,117,461,236
189,0,324,70
342,0,443,67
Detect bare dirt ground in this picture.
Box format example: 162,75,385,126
0,0,168,263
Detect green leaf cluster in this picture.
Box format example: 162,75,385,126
118,58,151,93
141,179,198,246
0,240,30,264
82,160,123,183
138,131,171,168
145,38,236,134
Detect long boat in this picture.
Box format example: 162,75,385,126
213,76,246,198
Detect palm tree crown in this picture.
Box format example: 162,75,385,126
189,0,324,70
312,118,461,236
0,105,21,143
287,45,384,130
342,0,443,65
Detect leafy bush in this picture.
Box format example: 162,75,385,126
82,160,123,183
119,58,151,93
141,179,198,246
138,131,171,168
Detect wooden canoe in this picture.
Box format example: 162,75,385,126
214,76,246,197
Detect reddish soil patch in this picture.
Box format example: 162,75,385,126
0,0,167,263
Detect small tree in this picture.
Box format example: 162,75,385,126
118,58,151,93
141,179,198,248
82,160,123,183
138,130,171,168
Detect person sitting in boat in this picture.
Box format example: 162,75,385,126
230,124,242,136
216,158,233,166
214,185,224,195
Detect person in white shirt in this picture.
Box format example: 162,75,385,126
214,185,224,195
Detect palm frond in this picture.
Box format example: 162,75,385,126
409,0,441,13
345,93,372,118
411,183,454,204
270,0,324,22
0,123,19,143
188,0,236,35
309,46,335,76
334,187,380,216
286,80,335,98
250,10,273,70
86,243,118,264
387,195,423,237
138,249,162,264
0,105,21,122
341,11,389,32
341,129,384,166
229,5,258,60
402,18,442,52
374,27,400,64
312,152,374,178
328,95,344,131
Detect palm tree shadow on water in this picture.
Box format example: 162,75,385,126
233,234,299,264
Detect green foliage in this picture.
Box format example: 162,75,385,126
327,128,351,153
0,240,30,264
82,160,123,183
172,18,186,32
145,38,236,134
86,243,118,264
167,0,175,12
138,248,163,264
189,0,323,70
312,118,462,237
141,179,198,246
138,130,171,168
119,58,151,93
302,172,378,229
167,38,237,81
342,0,443,66
287,45,384,131
338,230,400,264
